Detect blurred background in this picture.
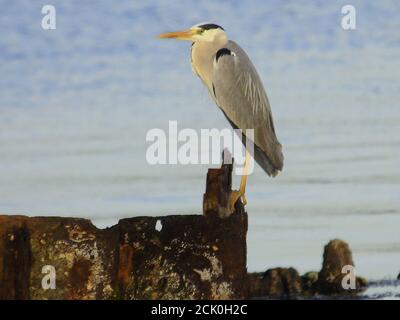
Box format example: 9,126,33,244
0,0,399,280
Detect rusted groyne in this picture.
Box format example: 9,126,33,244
0,155,367,300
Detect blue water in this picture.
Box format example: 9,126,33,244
0,0,400,285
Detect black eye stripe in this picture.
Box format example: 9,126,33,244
198,23,224,31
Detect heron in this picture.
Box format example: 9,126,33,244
158,23,283,212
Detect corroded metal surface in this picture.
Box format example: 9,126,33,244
0,212,248,300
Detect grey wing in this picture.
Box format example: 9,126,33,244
212,41,283,176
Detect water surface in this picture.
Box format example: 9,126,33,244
0,1,399,284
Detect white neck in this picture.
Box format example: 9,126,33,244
191,35,228,93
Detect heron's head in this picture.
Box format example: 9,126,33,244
158,23,227,43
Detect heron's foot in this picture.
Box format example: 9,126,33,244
228,190,246,213
242,193,247,206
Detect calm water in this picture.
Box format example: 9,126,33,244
1,0,399,287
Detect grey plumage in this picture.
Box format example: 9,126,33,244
192,40,283,176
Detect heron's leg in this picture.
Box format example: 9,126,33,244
228,150,251,212
239,150,251,206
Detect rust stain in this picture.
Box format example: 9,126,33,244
66,225,95,243
118,244,134,285
68,258,92,299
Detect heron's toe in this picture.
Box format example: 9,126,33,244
242,194,247,206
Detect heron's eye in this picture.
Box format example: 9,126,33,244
198,29,205,35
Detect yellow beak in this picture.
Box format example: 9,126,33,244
157,29,196,41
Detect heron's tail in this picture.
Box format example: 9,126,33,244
253,141,284,177
221,111,284,176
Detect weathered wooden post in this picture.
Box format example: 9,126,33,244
203,149,245,218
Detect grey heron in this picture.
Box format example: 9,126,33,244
158,23,283,212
